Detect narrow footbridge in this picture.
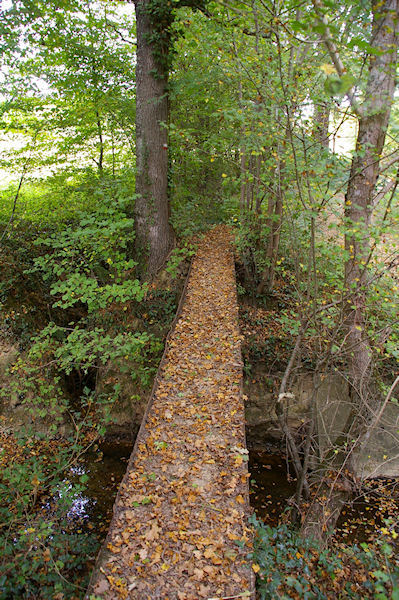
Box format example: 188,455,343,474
88,226,254,600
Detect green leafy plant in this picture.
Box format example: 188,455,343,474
249,515,399,599
166,244,195,279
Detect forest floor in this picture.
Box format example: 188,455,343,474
88,225,254,600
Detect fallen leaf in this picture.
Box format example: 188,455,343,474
194,568,204,580
145,523,161,541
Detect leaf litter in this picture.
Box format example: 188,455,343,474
89,226,254,599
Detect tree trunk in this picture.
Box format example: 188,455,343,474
344,0,398,416
301,0,399,543
134,0,175,278
257,152,284,295
95,109,104,173
240,152,247,215
313,102,330,149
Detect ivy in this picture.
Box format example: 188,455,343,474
139,0,209,76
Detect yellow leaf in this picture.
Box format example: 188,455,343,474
320,63,336,75
252,563,260,573
204,547,215,559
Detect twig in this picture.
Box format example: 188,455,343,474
0,130,39,243
275,321,310,496
207,592,251,600
311,0,360,114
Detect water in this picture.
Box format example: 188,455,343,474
64,441,133,534
59,441,399,550
249,451,296,526
248,449,399,544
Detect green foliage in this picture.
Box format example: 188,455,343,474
324,74,356,98
0,177,162,597
250,515,399,599
140,0,209,75
21,182,159,389
0,512,98,599
165,244,195,278
250,516,340,599
0,169,136,229
31,194,141,312
141,0,176,74
0,420,100,598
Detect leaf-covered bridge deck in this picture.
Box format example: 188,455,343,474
88,226,254,600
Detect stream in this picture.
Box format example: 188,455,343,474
64,440,398,549
249,449,399,544
64,441,133,532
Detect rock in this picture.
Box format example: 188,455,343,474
0,341,18,378
245,368,399,479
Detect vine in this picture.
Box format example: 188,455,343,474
139,0,208,76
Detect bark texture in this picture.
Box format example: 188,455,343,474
344,0,398,423
134,0,175,277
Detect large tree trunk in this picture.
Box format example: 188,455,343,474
134,0,175,278
301,0,399,544
344,0,398,416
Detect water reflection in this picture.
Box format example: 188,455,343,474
46,441,132,531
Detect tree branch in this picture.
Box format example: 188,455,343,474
311,0,360,114
0,130,39,244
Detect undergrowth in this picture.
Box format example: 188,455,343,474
250,516,399,600
0,173,171,598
